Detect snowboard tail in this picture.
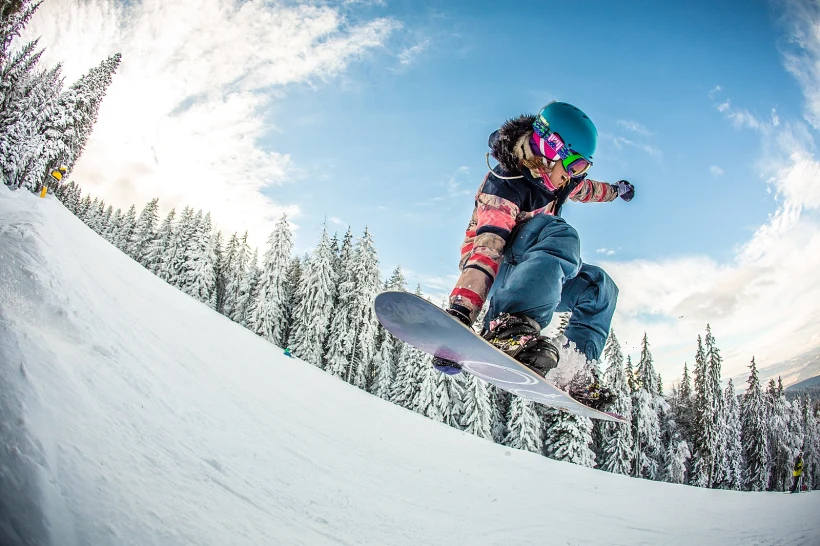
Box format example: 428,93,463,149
374,290,626,423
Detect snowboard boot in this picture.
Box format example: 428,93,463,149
482,313,559,378
432,306,473,375
568,376,615,410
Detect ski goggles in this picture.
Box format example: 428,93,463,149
532,120,592,178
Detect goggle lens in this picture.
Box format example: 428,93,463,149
564,154,591,177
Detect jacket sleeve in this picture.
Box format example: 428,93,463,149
568,178,618,203
450,173,520,321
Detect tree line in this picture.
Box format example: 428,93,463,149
1,0,121,192
52,182,820,492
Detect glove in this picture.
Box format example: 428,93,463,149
613,180,635,202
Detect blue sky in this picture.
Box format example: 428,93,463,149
267,0,798,264
25,0,820,383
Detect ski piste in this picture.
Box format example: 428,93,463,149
374,291,627,423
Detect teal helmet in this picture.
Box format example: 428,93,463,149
534,101,598,161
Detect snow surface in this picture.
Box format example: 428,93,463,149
1,188,818,546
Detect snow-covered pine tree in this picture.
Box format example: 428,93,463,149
624,354,636,394
672,362,695,455
165,207,198,287
390,340,424,410
765,378,790,491
543,408,596,467
37,53,121,186
185,212,218,308
222,232,251,319
741,357,769,491
690,334,713,487
211,231,224,307
369,266,405,395
704,325,726,487
632,333,662,480
632,387,661,480
1,58,63,190
435,373,464,430
68,183,83,214
233,248,259,328
0,33,42,188
785,385,806,488
635,333,657,393
491,386,510,444
248,214,293,346
58,181,78,211
218,232,239,315
105,207,122,245
324,228,356,379
0,0,41,63
100,204,113,234
415,355,443,422
69,53,121,166
76,193,92,222
289,227,337,367
115,204,137,254
462,374,493,440
505,396,542,454
144,208,174,275
282,254,304,348
599,331,634,475
715,379,743,490
346,228,380,390
801,396,819,490
663,433,691,484
128,198,159,264
371,335,397,400
85,197,103,233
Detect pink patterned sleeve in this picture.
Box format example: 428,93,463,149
569,178,618,203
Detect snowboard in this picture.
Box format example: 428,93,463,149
374,291,626,423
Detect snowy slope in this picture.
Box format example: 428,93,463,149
1,189,818,546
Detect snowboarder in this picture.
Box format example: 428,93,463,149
789,451,804,493
432,101,634,408
283,347,293,358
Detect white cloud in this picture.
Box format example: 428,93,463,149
710,165,724,177
23,0,397,248
711,95,767,132
596,248,617,256
398,39,430,66
329,216,346,226
780,0,820,130
709,85,722,99
616,119,652,136
607,135,661,158
771,108,781,127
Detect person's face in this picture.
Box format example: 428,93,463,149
547,159,571,188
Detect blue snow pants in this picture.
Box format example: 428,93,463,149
484,214,618,362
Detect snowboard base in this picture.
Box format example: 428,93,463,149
374,291,626,423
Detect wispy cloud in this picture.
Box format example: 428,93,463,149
616,119,653,136
779,0,820,130
596,248,617,256
398,39,430,66
712,94,767,132
710,166,724,177
328,216,345,226
607,135,662,158
24,0,398,248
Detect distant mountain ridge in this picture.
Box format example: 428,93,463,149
785,374,820,392
731,346,820,392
